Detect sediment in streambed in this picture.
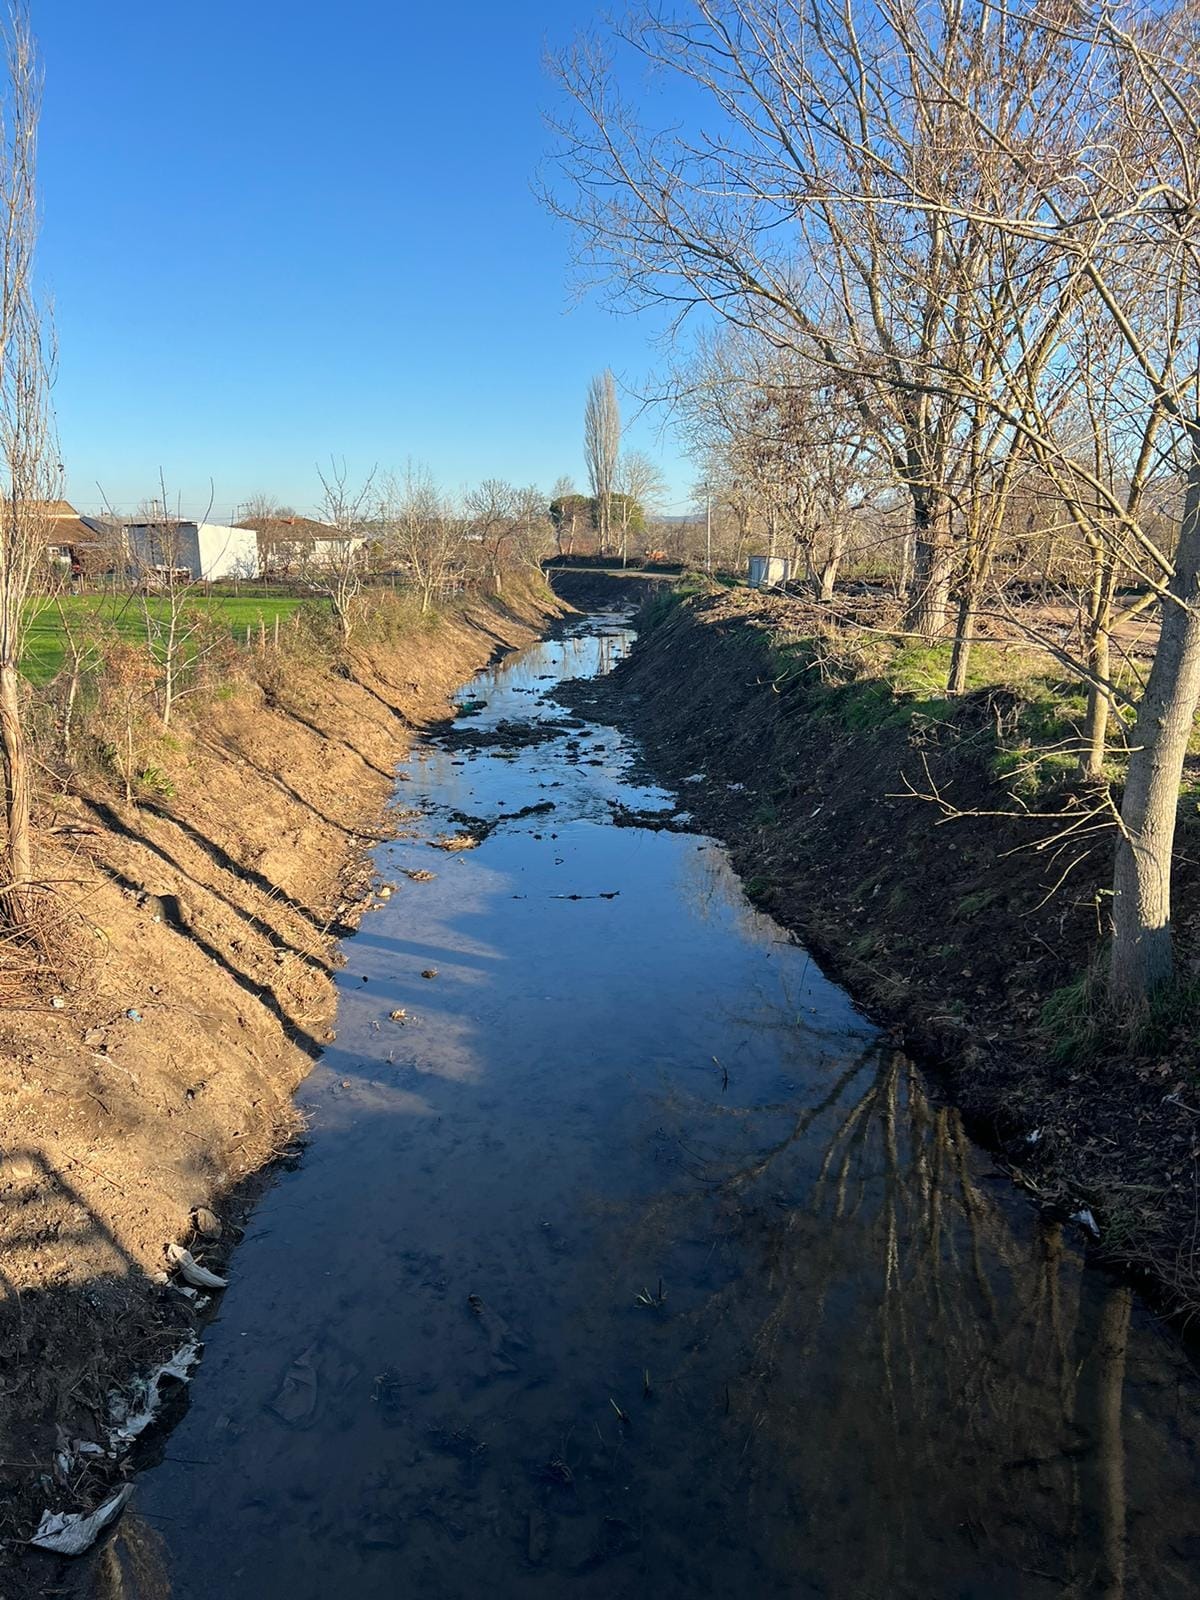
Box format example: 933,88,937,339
557,585,1200,1312
0,578,565,1583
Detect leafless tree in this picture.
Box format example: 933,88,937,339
675,331,884,593
614,449,663,566
466,479,550,594
549,473,586,557
119,473,223,729
888,0,1200,1005
378,465,462,613
548,1,1072,634
551,0,1200,1006
0,6,58,923
315,457,375,640
583,369,620,556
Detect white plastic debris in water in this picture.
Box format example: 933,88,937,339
109,1338,201,1445
31,1485,132,1555
1071,1207,1100,1238
166,1241,228,1289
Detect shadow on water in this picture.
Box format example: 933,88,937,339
83,613,1200,1600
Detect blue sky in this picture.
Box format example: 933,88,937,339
35,1,697,520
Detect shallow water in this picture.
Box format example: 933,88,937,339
94,614,1200,1599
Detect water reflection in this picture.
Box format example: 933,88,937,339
618,1045,1195,1597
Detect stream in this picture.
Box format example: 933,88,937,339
89,612,1200,1599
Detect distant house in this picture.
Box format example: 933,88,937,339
21,499,118,580
238,514,365,579
125,520,260,582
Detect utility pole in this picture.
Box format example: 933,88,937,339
705,482,712,573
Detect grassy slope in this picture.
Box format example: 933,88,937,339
568,585,1200,1308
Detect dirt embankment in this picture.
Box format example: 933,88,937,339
545,566,671,611
562,587,1200,1309
0,580,564,1575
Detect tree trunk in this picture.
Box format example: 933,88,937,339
1079,548,1117,780
0,660,30,920
1109,435,1200,1007
816,525,847,603
1081,631,1112,783
903,498,954,637
898,526,915,600
947,589,975,695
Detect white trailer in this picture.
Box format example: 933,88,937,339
747,555,792,589
127,521,261,582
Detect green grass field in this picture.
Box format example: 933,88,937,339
21,591,318,684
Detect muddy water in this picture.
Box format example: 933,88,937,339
97,615,1200,1599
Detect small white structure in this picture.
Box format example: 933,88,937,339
126,521,261,582
747,555,792,589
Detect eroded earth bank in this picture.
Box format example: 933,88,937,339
0,579,563,1592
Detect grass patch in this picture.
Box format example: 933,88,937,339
1042,964,1200,1066
22,592,317,684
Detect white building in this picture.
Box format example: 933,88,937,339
126,521,261,582
747,555,792,589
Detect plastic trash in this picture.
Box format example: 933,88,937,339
166,1242,227,1289
267,1346,319,1428
31,1486,132,1555
125,1008,142,1023
109,1338,201,1445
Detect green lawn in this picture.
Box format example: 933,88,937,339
21,592,318,684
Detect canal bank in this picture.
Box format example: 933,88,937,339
0,579,565,1595
67,610,1200,1600
553,586,1200,1318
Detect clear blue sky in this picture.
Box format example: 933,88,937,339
36,1,696,521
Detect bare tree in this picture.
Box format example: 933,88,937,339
378,465,462,613
120,473,222,730
0,6,57,923
614,449,663,566
583,369,620,557
549,473,586,557
675,331,883,593
892,0,1200,1005
548,3,1060,633
315,457,375,640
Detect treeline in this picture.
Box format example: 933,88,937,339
547,0,1200,1011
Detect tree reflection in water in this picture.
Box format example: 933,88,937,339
615,1046,1197,1599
